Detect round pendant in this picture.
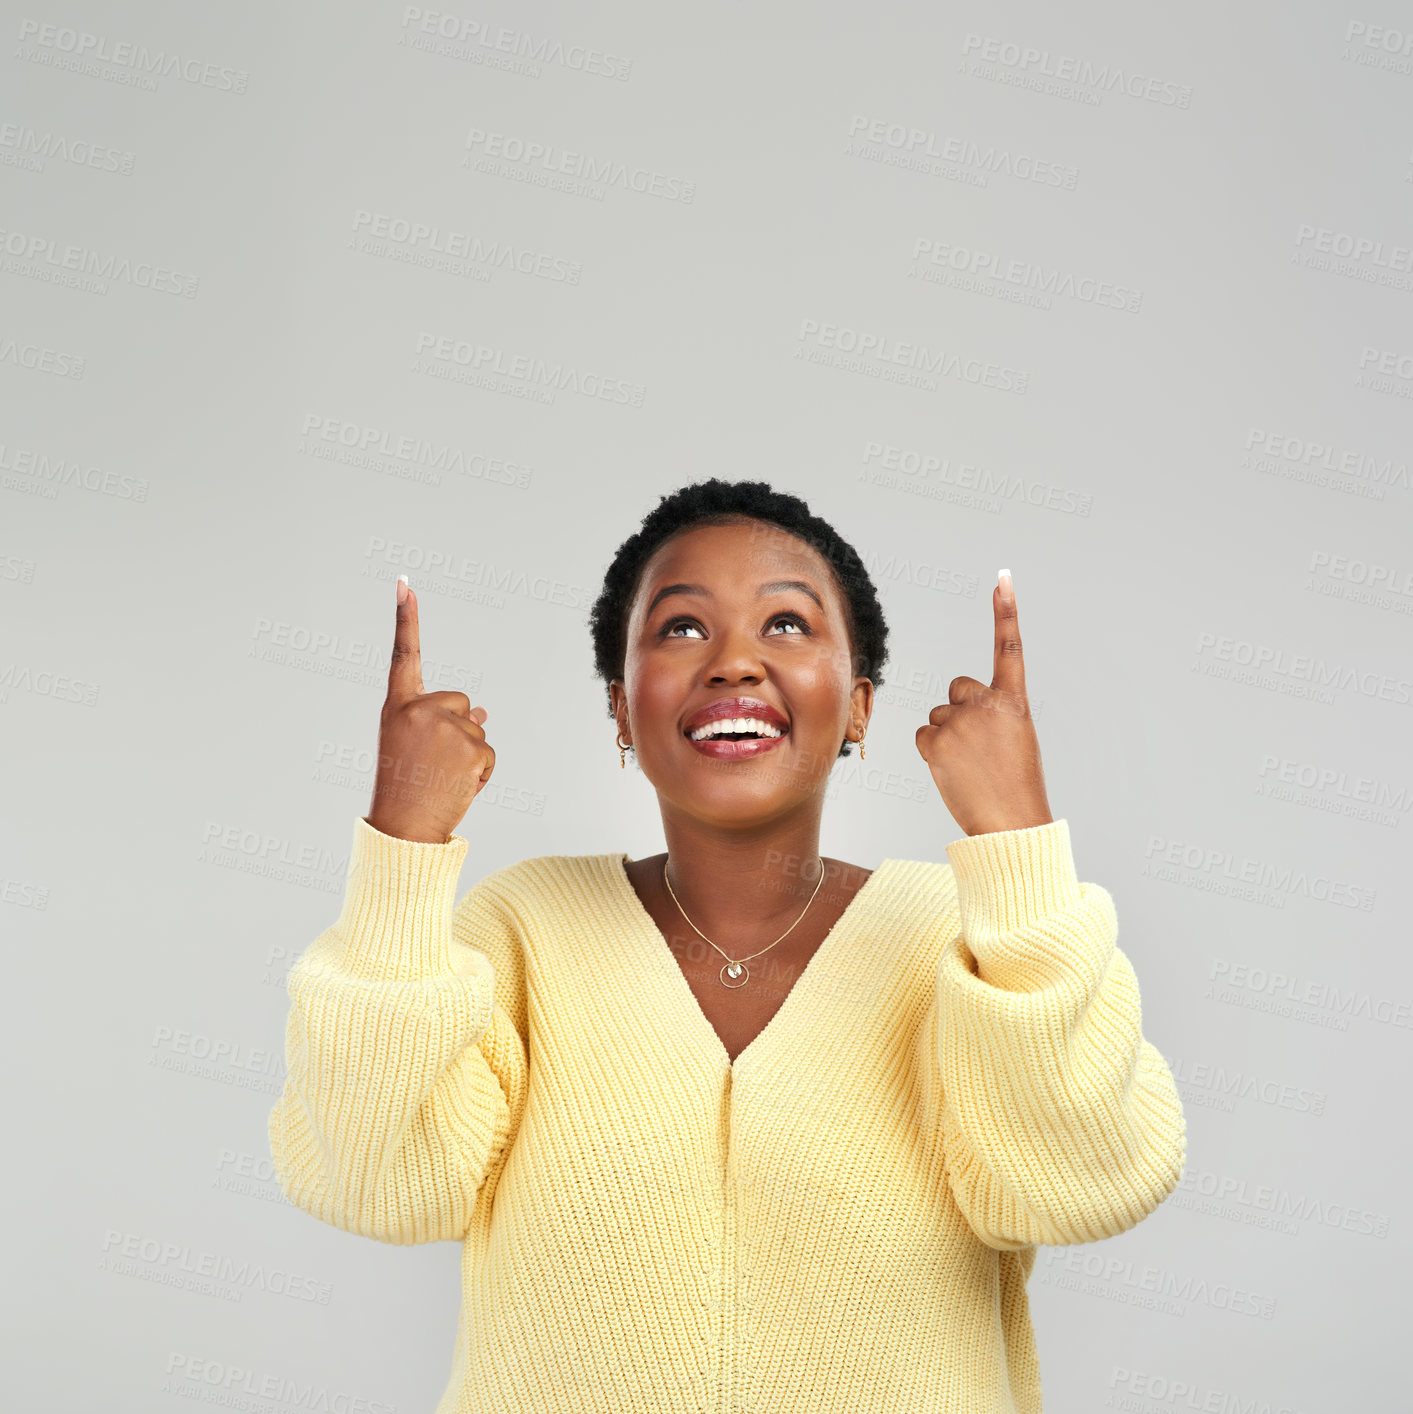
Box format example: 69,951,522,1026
720,960,749,988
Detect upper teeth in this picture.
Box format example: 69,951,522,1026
689,716,785,740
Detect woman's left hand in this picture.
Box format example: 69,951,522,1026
914,571,1055,837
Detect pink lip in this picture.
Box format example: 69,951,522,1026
681,696,791,760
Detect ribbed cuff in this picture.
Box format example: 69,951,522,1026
944,818,1082,958
335,815,469,981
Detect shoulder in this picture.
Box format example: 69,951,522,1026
869,856,961,919
460,851,625,918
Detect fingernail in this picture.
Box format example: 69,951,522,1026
397,574,409,605
998,568,1012,601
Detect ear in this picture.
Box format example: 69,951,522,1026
851,677,875,726
609,680,628,737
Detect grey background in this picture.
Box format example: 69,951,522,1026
4,2,1409,1409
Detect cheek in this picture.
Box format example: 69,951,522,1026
627,674,690,733
789,665,851,720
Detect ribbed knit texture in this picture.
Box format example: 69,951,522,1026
269,815,1186,1414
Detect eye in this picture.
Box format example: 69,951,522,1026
768,612,810,635
660,617,703,639
657,611,811,639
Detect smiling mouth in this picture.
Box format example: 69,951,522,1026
681,721,792,761
682,725,790,741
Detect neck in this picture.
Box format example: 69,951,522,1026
657,814,832,939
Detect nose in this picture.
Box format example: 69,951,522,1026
704,627,767,685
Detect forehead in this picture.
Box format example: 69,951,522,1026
641,520,825,578
629,522,843,628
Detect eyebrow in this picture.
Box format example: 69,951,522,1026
645,579,825,617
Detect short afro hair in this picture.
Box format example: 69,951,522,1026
588,478,890,758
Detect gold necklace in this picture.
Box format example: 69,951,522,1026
662,856,827,988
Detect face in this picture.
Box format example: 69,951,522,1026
610,518,873,826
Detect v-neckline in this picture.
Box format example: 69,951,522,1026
606,852,897,1075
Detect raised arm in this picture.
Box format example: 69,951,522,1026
267,575,526,1244
268,821,528,1244
919,819,1186,1250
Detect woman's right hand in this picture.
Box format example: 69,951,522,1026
365,577,495,844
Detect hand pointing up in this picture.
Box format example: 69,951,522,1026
366,576,496,843
914,569,1054,838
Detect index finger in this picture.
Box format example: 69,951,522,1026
388,574,424,700
991,568,1026,698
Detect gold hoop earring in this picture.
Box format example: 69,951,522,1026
857,725,867,760
616,731,631,768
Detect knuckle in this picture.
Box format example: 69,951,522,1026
427,690,471,715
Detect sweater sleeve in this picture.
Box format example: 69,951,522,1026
267,816,529,1246
924,818,1186,1251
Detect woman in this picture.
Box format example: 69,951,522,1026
269,478,1186,1414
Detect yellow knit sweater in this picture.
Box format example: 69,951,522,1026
268,815,1185,1414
